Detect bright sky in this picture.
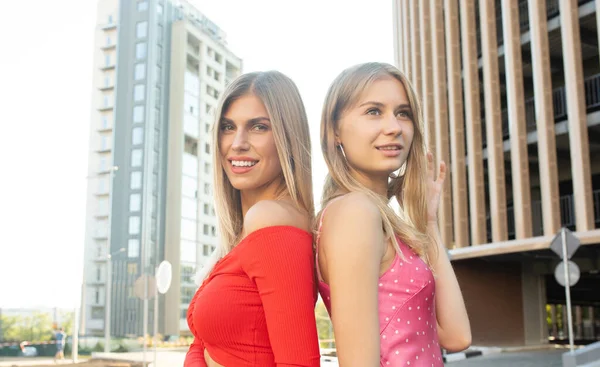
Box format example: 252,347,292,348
0,0,393,309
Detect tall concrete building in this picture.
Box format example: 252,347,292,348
393,0,599,346
82,0,241,338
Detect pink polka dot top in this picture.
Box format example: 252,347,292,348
316,199,443,367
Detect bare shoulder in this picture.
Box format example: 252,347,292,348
244,200,311,235
320,192,384,254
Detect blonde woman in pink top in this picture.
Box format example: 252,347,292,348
316,62,471,366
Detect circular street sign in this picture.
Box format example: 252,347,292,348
554,261,580,287
134,274,157,300
156,261,173,294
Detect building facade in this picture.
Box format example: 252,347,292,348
393,0,600,346
82,0,241,338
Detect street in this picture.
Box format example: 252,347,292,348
445,349,564,367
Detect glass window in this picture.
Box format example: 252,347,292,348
101,116,108,129
136,21,148,38
131,171,142,189
128,239,140,258
204,162,210,174
183,153,198,177
108,15,113,24
157,46,163,64
130,193,141,211
133,105,144,123
134,84,145,101
127,263,137,274
106,36,111,46
131,149,143,167
95,290,99,304
155,87,161,106
184,93,198,116
158,25,163,43
205,143,210,154
103,95,110,107
105,54,111,66
135,42,147,59
156,66,162,83
203,245,210,256
129,216,140,235
100,136,109,150
182,176,197,198
182,197,197,219
132,127,144,145
137,0,148,11
157,3,163,15
98,176,108,193
203,224,209,235
104,76,110,87
204,183,210,195
99,156,107,172
134,63,146,80
181,240,196,263
181,218,197,241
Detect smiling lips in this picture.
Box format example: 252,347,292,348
376,143,403,157
228,157,259,174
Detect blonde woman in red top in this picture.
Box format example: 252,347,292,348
184,71,320,367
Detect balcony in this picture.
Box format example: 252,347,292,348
97,104,114,112
100,63,116,71
101,22,117,31
98,83,114,92
485,189,600,242
101,43,116,51
97,124,112,133
87,319,105,330
481,72,600,146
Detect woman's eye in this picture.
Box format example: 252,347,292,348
366,108,381,116
396,110,411,119
220,124,234,131
252,124,268,131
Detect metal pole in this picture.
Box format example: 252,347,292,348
72,307,79,363
561,227,575,352
104,255,112,353
153,266,159,367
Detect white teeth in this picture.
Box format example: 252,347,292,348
231,160,257,167
379,146,399,150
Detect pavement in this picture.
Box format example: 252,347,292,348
445,348,566,366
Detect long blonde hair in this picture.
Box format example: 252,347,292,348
319,62,435,264
197,71,314,283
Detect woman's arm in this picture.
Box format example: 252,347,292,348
425,153,471,351
241,201,321,367
319,192,385,367
183,337,208,367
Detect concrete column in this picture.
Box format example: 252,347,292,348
502,0,533,239
528,0,561,236
445,0,469,248
393,0,402,70
431,0,453,247
559,0,594,231
410,0,422,98
480,0,508,242
420,0,435,153
522,264,548,345
402,0,412,79
460,0,487,245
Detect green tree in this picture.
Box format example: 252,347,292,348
315,300,334,349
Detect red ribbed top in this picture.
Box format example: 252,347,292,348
184,226,321,367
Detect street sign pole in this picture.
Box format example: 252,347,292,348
561,228,575,353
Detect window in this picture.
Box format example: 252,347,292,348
182,176,197,197
205,143,210,154
205,124,210,133
181,218,197,241
203,245,210,256
101,116,108,129
132,127,144,145
100,136,109,150
204,163,210,174
128,239,140,258
181,240,196,263
91,306,103,320
106,36,111,46
203,224,209,235
133,106,144,123
157,3,163,15
95,290,100,304
131,171,142,189
182,197,197,219
136,21,148,38
99,156,107,172
137,0,148,11
157,46,163,64
134,84,145,101
214,71,221,82
127,263,137,274
104,76,110,87
215,53,223,64
135,42,147,59
96,267,101,281
130,193,141,211
134,63,146,80
105,54,111,66
131,149,143,167
156,66,161,83
108,15,113,24
203,203,209,215
103,95,110,107
129,216,140,235
211,226,216,236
